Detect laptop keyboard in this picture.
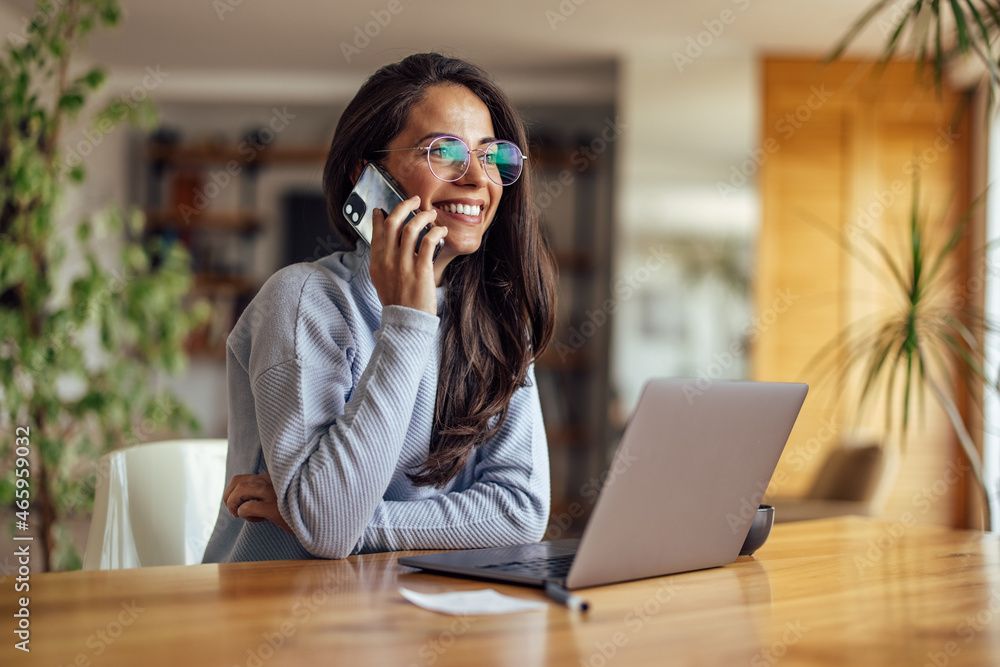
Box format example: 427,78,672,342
478,554,576,578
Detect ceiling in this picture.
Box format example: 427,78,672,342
3,0,884,75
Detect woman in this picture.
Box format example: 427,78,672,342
202,53,557,563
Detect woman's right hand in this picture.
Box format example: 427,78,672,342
223,471,293,535
369,195,448,315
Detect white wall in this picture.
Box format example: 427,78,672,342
611,53,759,410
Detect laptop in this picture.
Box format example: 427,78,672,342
398,378,808,590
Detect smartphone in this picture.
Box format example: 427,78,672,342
342,162,443,260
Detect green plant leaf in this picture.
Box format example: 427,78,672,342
950,0,971,51
76,66,106,91
100,4,122,26
827,0,901,62
831,0,1000,92
963,0,993,45
0,0,205,571
58,91,85,113
882,10,913,63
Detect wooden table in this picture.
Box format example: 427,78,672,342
4,517,1000,666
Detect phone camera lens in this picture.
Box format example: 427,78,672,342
344,193,366,227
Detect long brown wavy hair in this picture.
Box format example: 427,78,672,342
323,53,557,487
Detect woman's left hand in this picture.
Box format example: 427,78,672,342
223,472,293,534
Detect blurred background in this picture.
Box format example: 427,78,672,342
2,0,997,566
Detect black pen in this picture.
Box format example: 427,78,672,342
545,581,590,612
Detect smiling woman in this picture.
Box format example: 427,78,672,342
202,53,558,563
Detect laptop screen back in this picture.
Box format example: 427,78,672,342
566,379,807,589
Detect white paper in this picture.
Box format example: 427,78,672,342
398,587,547,615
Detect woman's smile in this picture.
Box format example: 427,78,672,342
432,198,485,223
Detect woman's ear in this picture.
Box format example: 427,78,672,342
349,159,367,185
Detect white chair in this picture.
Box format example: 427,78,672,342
83,439,229,570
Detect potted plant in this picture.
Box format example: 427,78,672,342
0,0,207,570
820,0,1000,529
808,180,994,528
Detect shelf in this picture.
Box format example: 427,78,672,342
146,209,263,232
192,274,258,296
147,143,327,167
537,347,593,370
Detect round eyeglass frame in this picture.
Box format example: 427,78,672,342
372,135,526,186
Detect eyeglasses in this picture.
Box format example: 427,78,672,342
373,135,525,186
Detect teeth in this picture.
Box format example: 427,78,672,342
439,203,481,216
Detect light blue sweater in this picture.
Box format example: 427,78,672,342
202,246,550,563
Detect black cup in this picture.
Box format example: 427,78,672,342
739,504,775,556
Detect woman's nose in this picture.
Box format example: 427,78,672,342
458,150,490,187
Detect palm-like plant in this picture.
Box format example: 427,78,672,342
830,0,1000,93
823,0,999,530
808,179,994,529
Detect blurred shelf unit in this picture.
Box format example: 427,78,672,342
146,143,328,166
145,209,262,233
528,138,613,524
142,132,327,359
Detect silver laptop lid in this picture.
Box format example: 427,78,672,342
565,379,807,589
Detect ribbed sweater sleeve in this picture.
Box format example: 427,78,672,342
360,364,550,552
248,270,439,559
